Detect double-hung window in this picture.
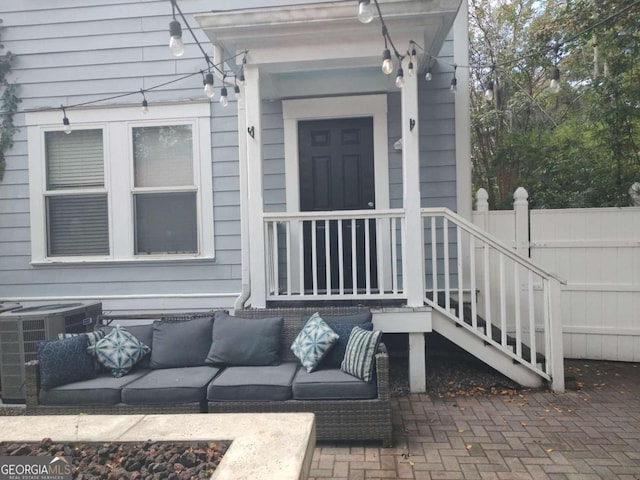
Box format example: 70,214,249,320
27,103,214,263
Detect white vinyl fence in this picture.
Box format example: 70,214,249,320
474,188,640,362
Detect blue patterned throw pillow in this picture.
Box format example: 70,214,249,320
291,312,339,372
341,326,382,382
37,335,96,390
58,330,106,372
90,325,151,377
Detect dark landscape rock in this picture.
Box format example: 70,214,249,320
0,440,229,479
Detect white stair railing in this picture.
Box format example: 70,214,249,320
421,208,564,390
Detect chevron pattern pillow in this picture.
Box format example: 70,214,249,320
341,326,382,382
291,312,339,372
91,325,151,377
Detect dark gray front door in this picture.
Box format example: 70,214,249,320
298,117,377,293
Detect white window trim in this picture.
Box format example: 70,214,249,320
26,102,214,264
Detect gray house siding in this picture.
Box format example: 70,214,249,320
0,0,460,310
0,0,248,310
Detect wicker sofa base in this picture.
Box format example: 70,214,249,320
208,398,392,447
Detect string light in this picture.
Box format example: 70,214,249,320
168,0,185,57
61,106,71,134
203,73,215,98
140,89,149,114
220,86,228,107
395,67,404,88
484,79,494,102
382,48,393,75
450,65,457,92
357,0,375,24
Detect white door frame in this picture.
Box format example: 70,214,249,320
283,94,390,213
282,94,391,293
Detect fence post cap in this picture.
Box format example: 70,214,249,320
514,187,528,201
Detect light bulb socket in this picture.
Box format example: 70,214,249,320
63,117,70,127
382,49,391,63
450,76,457,92
234,85,240,94
220,86,228,98
204,73,214,87
169,20,182,39
142,99,149,113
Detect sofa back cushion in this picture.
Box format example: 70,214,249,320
206,311,283,366
150,316,214,369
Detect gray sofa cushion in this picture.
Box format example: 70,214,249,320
150,316,214,369
39,370,149,405
292,367,377,400
206,312,283,366
207,363,298,401
121,365,221,405
100,324,154,369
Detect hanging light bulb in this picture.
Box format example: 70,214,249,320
549,66,561,93
410,45,417,65
450,75,457,92
203,73,215,98
407,61,414,77
61,108,71,134
140,89,149,114
484,80,494,102
395,67,404,88
169,20,184,57
357,0,375,24
234,84,241,99
382,49,393,75
425,69,432,82
220,86,228,107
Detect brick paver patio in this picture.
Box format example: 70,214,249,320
310,360,640,479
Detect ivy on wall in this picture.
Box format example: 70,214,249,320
0,18,19,182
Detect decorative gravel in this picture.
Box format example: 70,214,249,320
0,438,229,480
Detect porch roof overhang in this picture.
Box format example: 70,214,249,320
195,0,462,99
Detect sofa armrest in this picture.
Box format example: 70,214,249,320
25,360,41,411
374,342,390,401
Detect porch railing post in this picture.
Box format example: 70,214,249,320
514,187,529,257
244,64,267,308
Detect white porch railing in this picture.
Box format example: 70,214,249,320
262,207,564,391
264,209,406,300
421,208,564,385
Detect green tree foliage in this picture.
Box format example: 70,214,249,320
470,0,640,209
0,18,19,182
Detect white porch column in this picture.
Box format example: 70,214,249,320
244,65,267,308
401,57,424,307
401,57,427,393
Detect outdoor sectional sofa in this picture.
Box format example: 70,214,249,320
25,307,392,447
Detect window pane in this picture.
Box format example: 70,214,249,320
47,195,109,256
134,192,197,254
46,129,104,190
133,125,193,187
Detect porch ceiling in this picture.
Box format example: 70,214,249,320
195,0,462,99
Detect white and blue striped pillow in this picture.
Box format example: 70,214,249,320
341,326,382,382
